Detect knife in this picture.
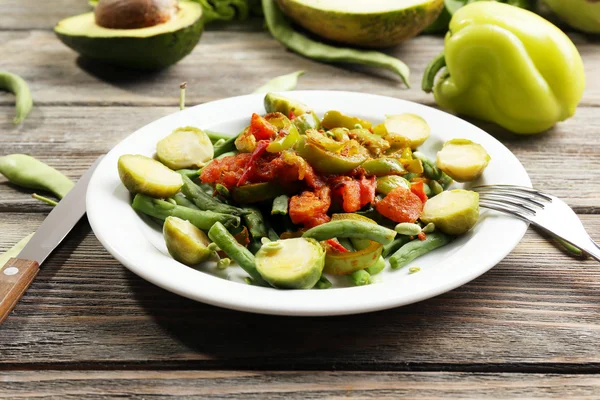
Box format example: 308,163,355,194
0,156,103,324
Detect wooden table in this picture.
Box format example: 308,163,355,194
1,1,600,397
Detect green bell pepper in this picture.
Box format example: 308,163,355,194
295,132,369,175
422,2,585,134
265,112,300,153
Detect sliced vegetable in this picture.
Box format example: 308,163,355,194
295,134,368,174
180,174,246,216
232,181,300,204
365,255,386,276
349,269,371,286
321,110,372,130
271,194,289,215
420,189,479,235
265,112,300,153
376,175,410,195
349,128,390,155
156,126,213,170
255,237,325,289
163,216,214,266
436,139,490,182
375,186,423,223
263,92,321,134
361,158,405,176
383,114,430,150
118,154,183,198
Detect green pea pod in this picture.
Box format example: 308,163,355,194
0,71,33,124
253,70,304,93
261,0,410,87
362,158,406,176
0,154,74,199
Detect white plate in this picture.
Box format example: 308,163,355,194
87,91,530,316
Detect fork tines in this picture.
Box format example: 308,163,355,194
472,185,553,220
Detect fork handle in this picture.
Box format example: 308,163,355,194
0,258,39,325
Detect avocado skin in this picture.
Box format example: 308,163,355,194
55,17,203,70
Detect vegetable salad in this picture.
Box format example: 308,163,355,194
117,93,490,289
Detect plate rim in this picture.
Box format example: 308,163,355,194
86,90,530,316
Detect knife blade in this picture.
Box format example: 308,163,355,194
0,156,103,324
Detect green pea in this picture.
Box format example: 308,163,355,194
0,71,33,124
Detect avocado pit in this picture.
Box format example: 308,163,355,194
94,0,179,29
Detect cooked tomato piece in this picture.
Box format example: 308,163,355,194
375,186,423,223
326,238,349,253
358,175,376,207
200,153,251,189
410,181,428,203
289,187,331,228
249,113,277,141
237,140,270,186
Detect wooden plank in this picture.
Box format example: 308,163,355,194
0,31,598,107
1,105,599,211
1,212,600,369
1,370,600,398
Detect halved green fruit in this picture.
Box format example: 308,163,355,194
276,0,444,48
420,189,479,235
163,216,213,266
255,238,325,289
54,0,203,69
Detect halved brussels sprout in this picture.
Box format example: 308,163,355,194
383,114,430,150
255,237,325,289
436,139,491,182
156,126,213,170
376,175,410,195
163,216,214,266
118,154,183,198
420,189,480,235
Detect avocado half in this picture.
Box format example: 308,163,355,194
54,0,203,70
276,0,444,48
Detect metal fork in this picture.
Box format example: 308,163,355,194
472,185,600,262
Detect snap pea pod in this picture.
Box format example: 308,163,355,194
366,255,386,276
208,222,267,285
438,172,454,189
242,206,268,239
429,180,444,196
337,237,355,252
213,134,239,158
271,194,289,216
172,193,200,210
176,168,201,178
349,269,371,286
132,194,240,231
389,232,452,270
180,174,246,216
205,130,232,143
261,0,410,87
0,71,33,124
382,235,411,258
303,220,396,245
413,151,442,180
0,154,74,199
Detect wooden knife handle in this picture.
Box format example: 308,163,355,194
0,258,39,324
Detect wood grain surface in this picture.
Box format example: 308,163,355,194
1,0,600,397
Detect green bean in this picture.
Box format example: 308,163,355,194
0,71,33,124
208,222,267,285
314,275,332,289
0,154,74,199
389,232,452,269
32,193,58,206
172,193,200,210
132,194,240,231
422,223,436,234
180,174,246,216
248,239,263,254
242,207,268,239
215,183,230,198
423,183,432,197
267,227,280,241
337,238,355,252
366,256,386,276
438,172,454,189
271,194,289,215
261,0,410,87
176,168,201,178
382,236,411,258
206,130,233,143
303,220,396,245
349,269,371,286
213,134,239,157
253,70,305,93
413,152,442,180
394,223,422,236
216,151,238,160
429,180,444,196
